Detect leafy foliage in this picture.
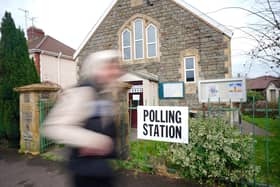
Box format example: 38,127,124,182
247,90,265,102
164,118,259,184
0,12,39,146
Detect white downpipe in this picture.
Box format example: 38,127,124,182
57,52,62,85
39,55,43,82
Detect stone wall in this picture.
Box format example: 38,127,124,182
77,0,232,108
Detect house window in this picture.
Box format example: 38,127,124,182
122,29,132,60
146,24,157,58
134,19,144,59
184,57,195,83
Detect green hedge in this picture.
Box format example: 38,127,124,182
165,118,259,184
0,12,39,147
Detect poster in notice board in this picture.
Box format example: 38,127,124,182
198,78,246,103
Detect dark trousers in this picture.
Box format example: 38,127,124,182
73,175,115,187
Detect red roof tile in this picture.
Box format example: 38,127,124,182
247,76,280,90
28,35,75,57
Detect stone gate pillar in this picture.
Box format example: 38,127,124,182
14,83,60,155
113,82,131,160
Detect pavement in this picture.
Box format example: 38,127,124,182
234,120,271,136
0,147,201,187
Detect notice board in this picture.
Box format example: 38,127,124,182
198,78,246,103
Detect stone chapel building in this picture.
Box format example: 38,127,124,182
74,0,233,127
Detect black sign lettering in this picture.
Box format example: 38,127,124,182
143,123,148,135
154,125,159,137
175,126,182,139
175,111,182,123
144,110,149,121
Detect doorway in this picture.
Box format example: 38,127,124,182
128,81,143,128
270,89,276,103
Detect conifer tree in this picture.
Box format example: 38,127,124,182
0,12,39,147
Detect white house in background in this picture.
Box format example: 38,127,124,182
266,80,280,103
247,76,280,103
27,27,77,88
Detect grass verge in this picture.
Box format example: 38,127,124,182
243,116,280,186
112,141,177,177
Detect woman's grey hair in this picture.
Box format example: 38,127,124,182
79,50,121,82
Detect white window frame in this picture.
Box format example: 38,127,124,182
146,24,158,58
133,19,144,60
121,29,132,61
184,56,196,83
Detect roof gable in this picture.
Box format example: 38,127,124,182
74,0,233,59
119,71,159,82
173,0,233,37
28,35,75,57
269,80,280,88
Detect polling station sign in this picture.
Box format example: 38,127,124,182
137,106,189,144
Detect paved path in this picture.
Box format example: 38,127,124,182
234,121,271,136
0,147,201,187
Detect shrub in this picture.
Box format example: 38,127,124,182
164,118,259,184
247,90,264,103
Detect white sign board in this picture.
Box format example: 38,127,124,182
198,78,247,103
163,82,184,98
137,106,189,144
132,94,140,101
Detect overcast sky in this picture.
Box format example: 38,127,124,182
0,0,277,78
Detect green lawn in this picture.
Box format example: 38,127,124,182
243,116,280,186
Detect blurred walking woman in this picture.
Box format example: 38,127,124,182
42,50,122,187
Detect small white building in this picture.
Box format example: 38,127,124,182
266,80,280,103
27,27,77,88
247,76,280,103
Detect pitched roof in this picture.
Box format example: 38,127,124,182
270,80,280,88
247,76,280,90
74,0,233,59
28,35,75,57
130,70,159,81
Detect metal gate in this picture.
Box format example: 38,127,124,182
38,100,54,153
206,97,280,186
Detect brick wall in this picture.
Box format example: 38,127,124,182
77,0,232,108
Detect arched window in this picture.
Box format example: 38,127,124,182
146,24,157,58
134,19,144,59
122,29,132,60
119,15,159,62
